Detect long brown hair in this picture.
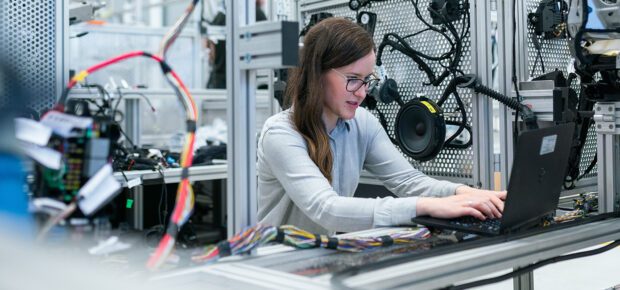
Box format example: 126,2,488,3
286,18,375,183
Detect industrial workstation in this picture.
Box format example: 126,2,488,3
1,0,619,289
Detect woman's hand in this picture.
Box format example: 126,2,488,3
416,186,506,220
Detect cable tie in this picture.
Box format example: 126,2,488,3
166,223,179,236
180,167,190,179
313,234,322,248
379,235,394,247
186,120,197,133
275,228,285,243
216,240,232,257
74,70,90,83
326,237,339,250
159,61,172,73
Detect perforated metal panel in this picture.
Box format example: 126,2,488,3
524,0,597,182
0,0,64,113
300,0,476,181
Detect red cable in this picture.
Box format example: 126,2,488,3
67,51,147,89
147,233,172,268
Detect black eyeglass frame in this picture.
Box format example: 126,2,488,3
331,69,380,93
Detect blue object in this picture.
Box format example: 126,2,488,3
0,153,34,237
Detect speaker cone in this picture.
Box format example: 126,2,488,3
394,97,446,162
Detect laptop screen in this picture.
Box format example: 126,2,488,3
500,123,575,231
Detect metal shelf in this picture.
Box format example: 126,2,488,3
114,164,227,187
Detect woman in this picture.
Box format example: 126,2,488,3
257,18,505,235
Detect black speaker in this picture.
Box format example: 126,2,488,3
394,97,445,162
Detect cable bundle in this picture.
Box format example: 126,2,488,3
157,0,199,58
192,225,431,264
192,224,278,263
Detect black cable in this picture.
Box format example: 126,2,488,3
113,87,124,117
375,105,398,145
426,2,467,84
443,239,620,290
445,120,473,149
531,35,546,77
512,0,522,142
376,37,438,85
158,168,168,227
118,124,136,149
374,0,468,87
121,92,157,113
437,78,468,146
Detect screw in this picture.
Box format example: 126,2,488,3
609,107,613,112
609,124,614,129
598,124,602,129
597,106,601,111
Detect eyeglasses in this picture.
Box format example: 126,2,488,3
331,69,379,93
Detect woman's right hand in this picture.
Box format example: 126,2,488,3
416,194,504,220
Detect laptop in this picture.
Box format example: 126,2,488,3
412,123,575,236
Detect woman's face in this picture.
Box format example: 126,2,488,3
322,51,376,125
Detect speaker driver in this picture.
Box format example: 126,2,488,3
394,97,446,162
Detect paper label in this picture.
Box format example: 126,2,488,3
540,134,557,155
127,177,142,189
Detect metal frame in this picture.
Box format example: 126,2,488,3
59,1,70,101
227,0,258,236
113,164,228,186
227,0,299,235
498,0,527,190
593,102,620,213
470,0,496,190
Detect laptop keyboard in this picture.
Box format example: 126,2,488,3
448,216,501,233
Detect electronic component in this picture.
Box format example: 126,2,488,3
37,112,113,203
69,1,105,25
356,11,377,37
299,12,333,36
428,0,462,25
528,0,568,39
394,97,446,162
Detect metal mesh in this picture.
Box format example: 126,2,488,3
301,0,475,180
524,0,597,181
0,0,59,113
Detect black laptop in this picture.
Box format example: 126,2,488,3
412,123,575,236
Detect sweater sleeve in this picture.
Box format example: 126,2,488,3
260,125,421,231
363,114,462,200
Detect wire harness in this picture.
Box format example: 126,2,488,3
192,225,431,264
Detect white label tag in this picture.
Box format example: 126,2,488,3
540,134,557,155
127,177,142,189
40,111,93,137
78,164,121,216
15,118,52,146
